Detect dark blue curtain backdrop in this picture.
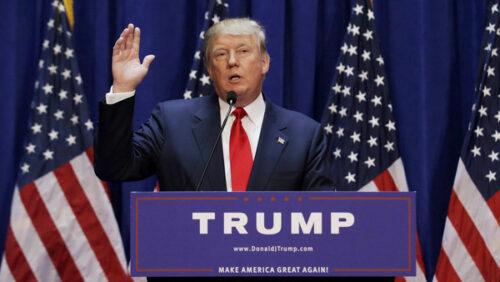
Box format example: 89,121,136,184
0,0,486,279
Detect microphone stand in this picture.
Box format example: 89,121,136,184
195,92,237,191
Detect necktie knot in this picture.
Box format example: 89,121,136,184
232,107,247,120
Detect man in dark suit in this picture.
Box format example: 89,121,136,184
94,18,333,191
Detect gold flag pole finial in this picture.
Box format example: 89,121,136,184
63,0,74,28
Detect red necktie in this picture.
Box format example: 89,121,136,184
230,107,253,191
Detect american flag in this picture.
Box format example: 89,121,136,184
434,1,500,281
183,0,228,100
0,1,130,281
320,0,426,280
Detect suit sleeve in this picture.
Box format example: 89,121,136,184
93,97,165,181
302,124,334,190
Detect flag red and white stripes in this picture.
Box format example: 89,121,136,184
0,150,131,281
434,160,499,282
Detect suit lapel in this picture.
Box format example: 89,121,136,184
191,96,226,191
248,101,288,190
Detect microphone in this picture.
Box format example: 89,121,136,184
195,91,237,191
226,91,237,105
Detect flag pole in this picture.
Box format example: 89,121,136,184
63,0,74,28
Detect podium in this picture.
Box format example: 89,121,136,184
131,191,416,277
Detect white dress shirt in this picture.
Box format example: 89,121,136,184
105,89,266,191
105,88,135,104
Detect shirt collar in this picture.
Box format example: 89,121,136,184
218,93,266,125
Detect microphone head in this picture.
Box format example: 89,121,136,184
226,91,237,105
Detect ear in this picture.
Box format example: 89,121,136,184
206,61,213,78
261,53,270,75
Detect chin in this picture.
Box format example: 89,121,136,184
227,86,245,94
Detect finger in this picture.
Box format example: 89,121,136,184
120,36,127,51
118,27,129,50
113,37,124,56
132,27,141,55
119,27,129,52
122,26,130,50
142,55,155,70
113,36,122,49
118,26,128,39
125,23,134,51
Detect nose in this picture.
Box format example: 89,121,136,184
228,50,238,67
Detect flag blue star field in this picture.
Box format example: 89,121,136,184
183,0,229,100
0,1,130,281
319,0,426,280
434,1,500,281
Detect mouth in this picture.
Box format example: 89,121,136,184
228,74,242,83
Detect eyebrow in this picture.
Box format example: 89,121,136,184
235,43,250,49
212,43,252,52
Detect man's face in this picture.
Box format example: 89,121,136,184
207,34,270,107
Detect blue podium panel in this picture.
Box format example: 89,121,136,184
131,191,416,277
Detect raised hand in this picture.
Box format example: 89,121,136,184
112,23,155,93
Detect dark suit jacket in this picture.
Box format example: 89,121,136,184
94,94,333,191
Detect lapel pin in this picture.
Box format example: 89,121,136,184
277,137,286,145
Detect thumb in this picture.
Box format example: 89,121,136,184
142,55,155,70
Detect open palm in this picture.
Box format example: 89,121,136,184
112,24,154,92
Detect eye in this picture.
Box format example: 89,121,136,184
214,50,227,58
